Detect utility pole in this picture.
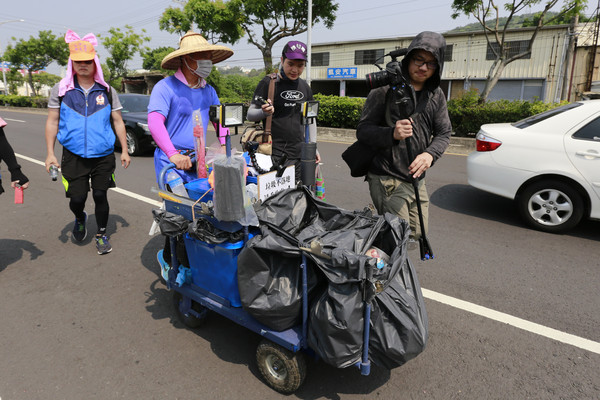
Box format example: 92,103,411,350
561,14,578,101
307,0,312,85
585,2,600,92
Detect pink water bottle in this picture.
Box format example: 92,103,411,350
14,185,23,204
192,110,207,178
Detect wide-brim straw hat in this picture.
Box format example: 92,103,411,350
161,31,234,70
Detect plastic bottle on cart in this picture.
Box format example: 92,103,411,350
166,170,188,197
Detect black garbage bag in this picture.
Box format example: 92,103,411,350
187,217,245,244
152,209,190,237
237,226,324,331
307,213,428,369
368,257,429,369
152,209,191,267
306,249,372,368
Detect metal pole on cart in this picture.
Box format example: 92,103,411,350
300,101,319,189
360,262,373,375
405,137,434,260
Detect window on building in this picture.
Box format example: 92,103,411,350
486,40,531,60
312,52,330,67
355,49,384,65
444,44,453,62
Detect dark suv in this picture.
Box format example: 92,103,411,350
116,93,153,156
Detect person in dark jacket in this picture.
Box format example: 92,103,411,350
45,30,130,255
0,117,29,195
356,31,452,242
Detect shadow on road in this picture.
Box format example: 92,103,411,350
431,183,600,240
0,239,44,272
57,212,131,245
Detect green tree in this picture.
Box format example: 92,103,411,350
160,0,339,73
451,0,587,102
141,46,175,73
228,0,339,72
5,68,24,95
32,72,61,95
4,30,68,96
159,0,244,44
100,25,151,86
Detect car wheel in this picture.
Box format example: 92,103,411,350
517,180,584,233
126,128,141,156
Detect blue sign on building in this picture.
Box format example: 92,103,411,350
327,67,357,79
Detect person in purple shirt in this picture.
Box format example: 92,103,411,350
148,30,233,184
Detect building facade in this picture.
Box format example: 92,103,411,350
308,24,599,102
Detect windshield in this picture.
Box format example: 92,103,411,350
512,103,581,129
120,95,150,113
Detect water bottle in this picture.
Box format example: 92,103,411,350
49,165,59,181
14,185,23,204
166,170,188,197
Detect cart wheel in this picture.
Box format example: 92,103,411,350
256,339,306,394
172,292,207,329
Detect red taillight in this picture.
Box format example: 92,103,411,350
476,133,502,152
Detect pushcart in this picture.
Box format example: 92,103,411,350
154,158,374,394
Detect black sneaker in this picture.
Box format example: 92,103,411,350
72,212,87,242
95,235,112,255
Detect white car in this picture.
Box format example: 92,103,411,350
467,100,600,233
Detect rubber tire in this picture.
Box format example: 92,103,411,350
256,339,306,394
172,291,207,329
126,128,141,156
517,180,584,233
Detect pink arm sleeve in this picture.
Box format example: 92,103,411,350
213,122,229,146
148,112,178,159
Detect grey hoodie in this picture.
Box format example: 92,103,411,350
356,31,452,182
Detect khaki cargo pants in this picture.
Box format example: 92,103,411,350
366,172,429,240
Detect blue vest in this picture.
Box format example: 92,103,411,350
57,81,114,158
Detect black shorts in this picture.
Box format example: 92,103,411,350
61,147,116,197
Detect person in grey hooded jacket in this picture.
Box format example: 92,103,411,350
356,31,452,242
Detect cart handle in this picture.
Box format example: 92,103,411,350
158,155,197,191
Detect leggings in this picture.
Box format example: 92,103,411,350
69,189,109,231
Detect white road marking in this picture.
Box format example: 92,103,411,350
3,118,26,123
422,289,600,355
15,153,600,355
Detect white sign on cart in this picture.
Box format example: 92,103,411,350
257,166,295,201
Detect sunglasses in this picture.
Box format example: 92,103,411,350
74,60,94,65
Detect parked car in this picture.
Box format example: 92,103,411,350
116,93,153,156
467,100,600,233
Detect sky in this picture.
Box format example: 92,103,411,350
0,0,594,75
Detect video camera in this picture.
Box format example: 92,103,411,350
365,48,414,116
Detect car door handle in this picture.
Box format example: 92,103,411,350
575,150,600,158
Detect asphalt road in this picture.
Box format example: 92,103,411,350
1,108,599,400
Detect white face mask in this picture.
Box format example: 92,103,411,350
185,58,212,79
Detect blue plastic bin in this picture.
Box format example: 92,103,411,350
183,233,246,307
185,178,213,202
